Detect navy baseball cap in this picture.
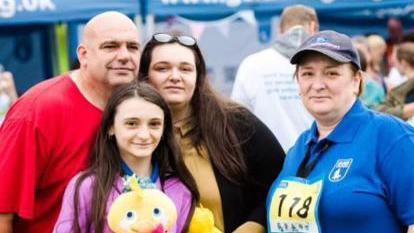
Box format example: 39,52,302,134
290,30,361,69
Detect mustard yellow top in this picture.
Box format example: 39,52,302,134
174,119,225,231
174,119,265,233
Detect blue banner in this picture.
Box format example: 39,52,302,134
0,0,140,25
147,0,414,42
148,0,414,19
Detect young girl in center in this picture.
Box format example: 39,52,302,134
53,82,199,233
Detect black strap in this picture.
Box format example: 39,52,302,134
296,142,330,178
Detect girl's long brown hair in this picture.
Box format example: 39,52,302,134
139,34,252,185
71,81,199,233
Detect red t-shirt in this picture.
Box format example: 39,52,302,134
0,75,102,233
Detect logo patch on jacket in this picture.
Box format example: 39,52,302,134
329,158,353,182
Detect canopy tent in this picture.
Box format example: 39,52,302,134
145,0,414,42
142,0,414,96
253,0,414,39
0,0,141,93
0,0,140,25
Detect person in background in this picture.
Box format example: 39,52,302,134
267,30,414,233
231,5,319,152
385,18,407,90
386,47,408,90
386,18,404,71
377,42,414,120
353,36,387,89
0,11,141,233
0,67,18,124
139,32,285,233
53,82,198,233
367,34,388,78
401,31,414,123
353,36,386,108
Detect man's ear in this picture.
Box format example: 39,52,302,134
77,44,87,67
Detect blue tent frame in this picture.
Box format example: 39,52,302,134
145,0,414,42
0,0,140,25
0,0,141,93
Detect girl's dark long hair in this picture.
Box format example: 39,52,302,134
139,34,251,185
71,81,199,233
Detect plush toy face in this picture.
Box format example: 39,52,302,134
108,183,177,233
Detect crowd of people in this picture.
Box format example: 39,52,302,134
0,5,413,233
352,28,414,125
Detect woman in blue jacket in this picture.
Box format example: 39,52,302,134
267,30,414,233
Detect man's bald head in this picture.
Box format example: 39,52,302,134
76,11,141,92
82,11,138,45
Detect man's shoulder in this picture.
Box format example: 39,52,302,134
22,74,76,105
5,74,75,120
21,74,72,100
239,47,293,74
243,47,288,63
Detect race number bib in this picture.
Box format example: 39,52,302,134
268,178,323,233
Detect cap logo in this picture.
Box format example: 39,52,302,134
310,36,340,50
316,37,328,43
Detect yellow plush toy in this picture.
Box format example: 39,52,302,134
189,205,223,233
107,177,177,233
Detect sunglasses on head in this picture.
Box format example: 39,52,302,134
152,33,197,46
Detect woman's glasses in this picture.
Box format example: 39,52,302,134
153,33,197,46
